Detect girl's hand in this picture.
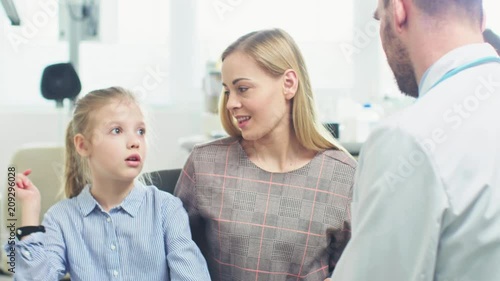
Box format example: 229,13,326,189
16,169,41,203
16,169,42,226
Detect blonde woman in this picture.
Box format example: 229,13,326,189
175,29,356,281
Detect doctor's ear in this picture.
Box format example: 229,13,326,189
392,0,408,32
283,69,298,100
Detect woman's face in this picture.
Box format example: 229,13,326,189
222,52,291,142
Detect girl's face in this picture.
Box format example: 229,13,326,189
222,52,292,142
83,98,147,184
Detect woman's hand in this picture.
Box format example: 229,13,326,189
16,169,42,226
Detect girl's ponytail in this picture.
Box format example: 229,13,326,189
64,120,89,198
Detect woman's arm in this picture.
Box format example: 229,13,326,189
173,150,209,256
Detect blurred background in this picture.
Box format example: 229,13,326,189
0,0,499,189
0,1,499,277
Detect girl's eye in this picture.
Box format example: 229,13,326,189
223,89,230,95
238,86,248,93
138,128,146,135
111,128,121,134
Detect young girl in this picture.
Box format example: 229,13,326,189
12,87,210,280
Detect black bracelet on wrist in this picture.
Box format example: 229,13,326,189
16,225,45,240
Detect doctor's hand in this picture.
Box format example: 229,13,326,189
15,169,42,226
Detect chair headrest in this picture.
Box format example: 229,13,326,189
41,63,81,107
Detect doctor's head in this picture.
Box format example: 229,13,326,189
374,0,484,98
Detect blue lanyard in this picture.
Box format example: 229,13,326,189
427,56,500,93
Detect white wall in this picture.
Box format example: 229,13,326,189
0,0,359,189
0,104,204,186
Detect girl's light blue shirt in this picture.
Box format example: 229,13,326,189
8,183,210,281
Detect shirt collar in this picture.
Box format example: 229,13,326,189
77,182,147,217
418,43,499,98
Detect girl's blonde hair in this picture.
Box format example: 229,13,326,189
219,28,350,154
64,87,141,198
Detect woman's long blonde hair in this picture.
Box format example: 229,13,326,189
64,87,140,198
219,28,349,154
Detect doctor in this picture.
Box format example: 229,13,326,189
329,0,500,280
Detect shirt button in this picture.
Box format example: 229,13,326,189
106,217,111,222
110,244,116,250
113,270,118,277
22,250,31,259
